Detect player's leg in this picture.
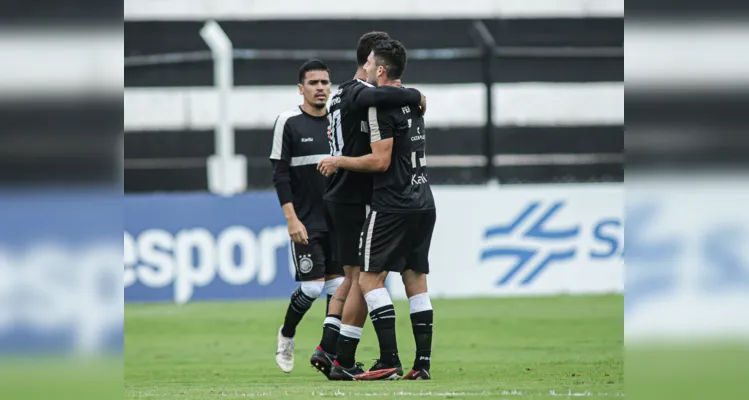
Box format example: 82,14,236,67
401,270,432,380
354,211,410,381
334,265,368,362
276,233,326,373
320,273,346,348
329,265,371,380
309,272,345,377
310,233,347,377
401,210,437,380
357,269,403,381
324,273,344,317
322,203,370,380
319,232,345,353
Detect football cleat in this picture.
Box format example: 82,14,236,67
403,367,431,380
275,326,295,373
353,359,403,381
328,360,365,381
309,346,335,379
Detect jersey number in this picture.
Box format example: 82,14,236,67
411,151,426,170
329,109,343,156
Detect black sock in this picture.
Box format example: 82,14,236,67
280,286,316,338
335,333,360,368
410,310,433,369
319,314,341,354
370,305,399,365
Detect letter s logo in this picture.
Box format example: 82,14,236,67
591,219,621,259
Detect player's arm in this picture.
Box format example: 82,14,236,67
269,117,308,244
354,85,426,115
318,107,393,174
334,138,392,173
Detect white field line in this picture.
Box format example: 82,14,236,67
310,390,625,397
126,390,625,398
126,391,274,397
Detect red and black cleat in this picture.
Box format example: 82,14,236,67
403,367,431,380
309,346,336,379
329,360,365,381
353,359,403,381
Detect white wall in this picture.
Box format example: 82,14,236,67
386,183,624,299
124,83,624,131
125,0,624,21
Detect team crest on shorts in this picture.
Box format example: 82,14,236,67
299,254,314,274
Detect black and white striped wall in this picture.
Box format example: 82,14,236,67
124,0,623,193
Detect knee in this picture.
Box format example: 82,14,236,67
349,270,361,286
300,281,325,298
401,270,426,284
325,276,345,296
343,266,360,282
402,271,427,297
357,271,370,288
358,271,385,292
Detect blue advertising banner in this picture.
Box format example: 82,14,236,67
125,191,297,304
0,190,122,355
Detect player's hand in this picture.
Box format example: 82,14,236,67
288,218,308,245
419,93,427,115
317,156,338,177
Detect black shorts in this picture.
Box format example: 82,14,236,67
324,201,370,267
291,231,343,281
358,209,436,274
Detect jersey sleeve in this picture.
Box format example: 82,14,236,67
367,107,395,143
269,115,293,205
269,116,292,161
354,86,421,109
270,159,293,205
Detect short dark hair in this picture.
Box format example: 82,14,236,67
372,39,407,80
356,31,390,66
298,59,329,84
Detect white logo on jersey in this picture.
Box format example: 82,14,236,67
411,174,428,185
301,137,314,142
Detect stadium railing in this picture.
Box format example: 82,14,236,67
124,20,622,193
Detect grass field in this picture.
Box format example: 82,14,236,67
125,295,623,399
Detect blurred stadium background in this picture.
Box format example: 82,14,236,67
124,1,624,398
124,1,623,190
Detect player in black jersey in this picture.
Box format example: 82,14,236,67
270,60,345,374
312,32,426,380
319,40,436,381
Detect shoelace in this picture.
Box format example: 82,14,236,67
281,341,294,358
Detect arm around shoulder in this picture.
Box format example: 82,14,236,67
355,85,421,109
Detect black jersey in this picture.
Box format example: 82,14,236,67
324,79,422,205
368,99,436,213
269,106,330,232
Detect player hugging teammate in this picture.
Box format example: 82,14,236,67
272,32,435,382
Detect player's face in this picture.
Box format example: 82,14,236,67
298,70,331,109
364,51,380,86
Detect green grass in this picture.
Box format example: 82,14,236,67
0,357,121,400
125,295,623,399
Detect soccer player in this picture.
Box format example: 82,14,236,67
318,39,436,381
271,59,345,373
309,32,426,379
